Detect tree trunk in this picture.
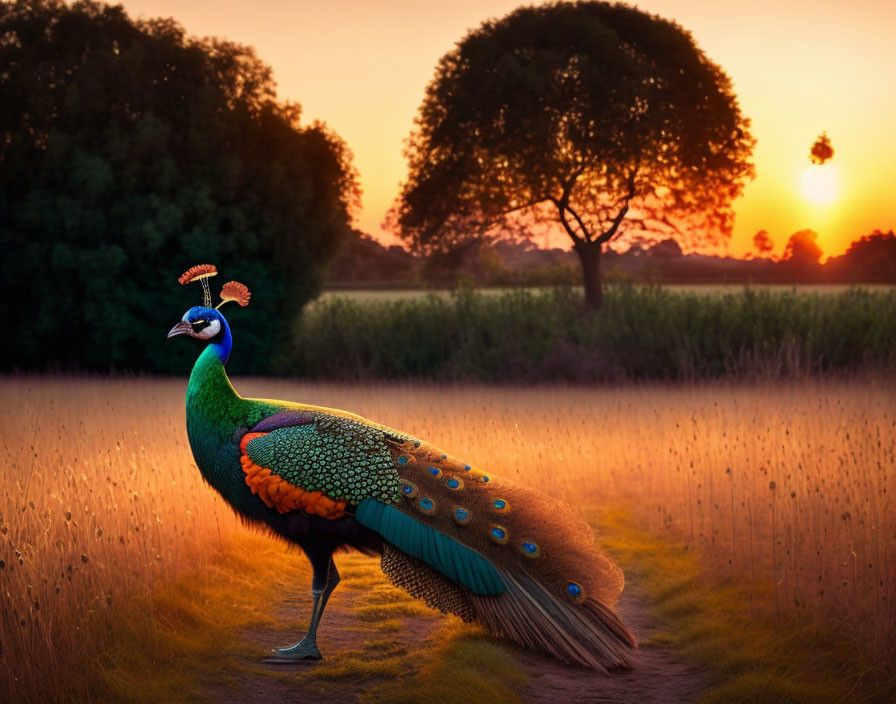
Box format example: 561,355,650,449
573,240,603,311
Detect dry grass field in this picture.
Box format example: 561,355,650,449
1,376,893,702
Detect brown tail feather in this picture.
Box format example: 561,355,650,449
583,597,638,650
468,569,637,671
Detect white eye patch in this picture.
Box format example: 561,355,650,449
193,319,221,339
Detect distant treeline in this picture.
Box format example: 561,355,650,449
283,286,896,382
327,229,896,289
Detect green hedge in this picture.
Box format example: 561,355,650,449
283,286,896,381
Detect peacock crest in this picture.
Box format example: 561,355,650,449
178,264,250,310
218,281,251,308
178,263,218,285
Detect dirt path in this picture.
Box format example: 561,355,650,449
203,582,442,703
203,564,712,703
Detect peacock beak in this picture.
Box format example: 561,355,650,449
167,321,192,339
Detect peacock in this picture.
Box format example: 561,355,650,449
168,264,636,670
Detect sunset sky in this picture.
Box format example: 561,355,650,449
118,0,896,258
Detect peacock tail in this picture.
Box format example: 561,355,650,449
383,438,625,607
359,437,637,671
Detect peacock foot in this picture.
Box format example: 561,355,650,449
263,639,322,663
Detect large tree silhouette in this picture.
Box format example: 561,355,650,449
392,1,754,309
0,0,358,372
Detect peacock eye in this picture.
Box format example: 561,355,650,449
191,319,210,333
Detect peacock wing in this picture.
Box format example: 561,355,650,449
354,498,506,596
240,411,404,517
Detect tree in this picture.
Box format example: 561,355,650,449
753,229,775,258
809,132,834,165
391,1,754,309
826,230,896,282
0,0,358,373
782,230,823,265
650,238,683,258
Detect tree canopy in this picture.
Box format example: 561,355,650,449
0,0,359,373
752,229,775,257
782,230,823,265
392,0,754,308
810,132,834,165
830,230,896,281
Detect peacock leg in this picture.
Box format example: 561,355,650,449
264,543,340,662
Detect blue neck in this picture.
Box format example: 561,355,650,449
209,317,233,364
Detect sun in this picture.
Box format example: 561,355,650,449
801,164,839,205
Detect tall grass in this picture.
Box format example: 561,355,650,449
1,376,892,701
288,286,896,380
0,378,242,702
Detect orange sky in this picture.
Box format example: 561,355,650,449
118,0,896,258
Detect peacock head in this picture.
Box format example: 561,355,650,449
167,305,227,341
167,264,251,341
